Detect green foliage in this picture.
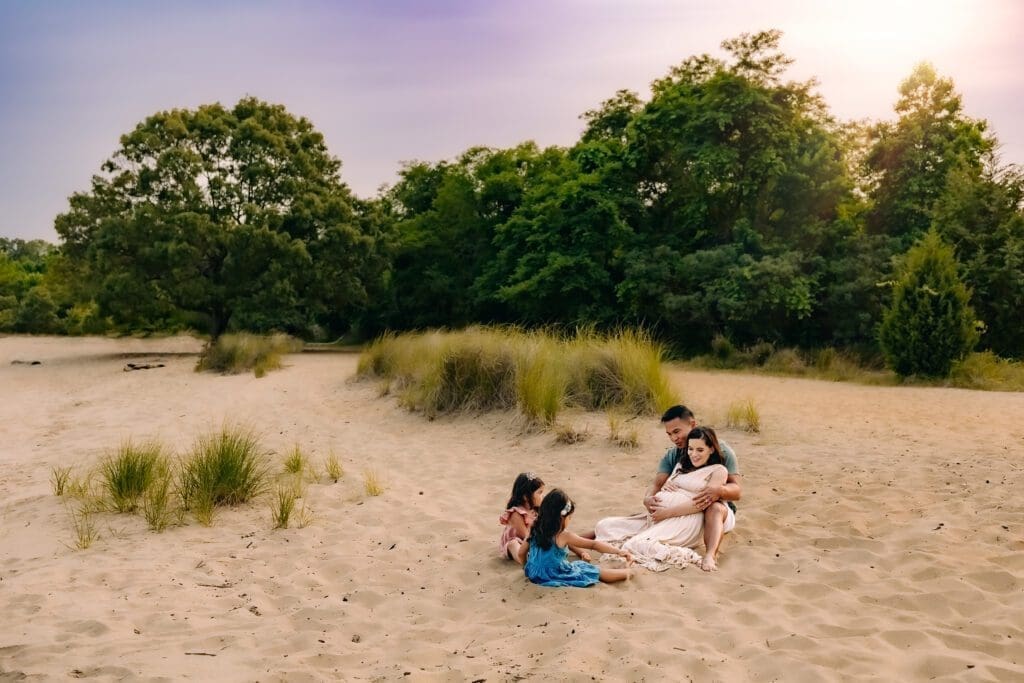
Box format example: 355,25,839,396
879,231,979,377
51,466,73,496
271,482,298,529
948,352,1024,392
179,426,271,522
55,97,385,339
195,332,302,377
324,452,344,482
283,445,306,474
141,463,180,532
358,327,678,425
100,440,166,513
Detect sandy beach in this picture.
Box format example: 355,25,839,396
1,335,1022,681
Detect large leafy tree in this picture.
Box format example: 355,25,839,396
864,63,992,244
55,98,382,337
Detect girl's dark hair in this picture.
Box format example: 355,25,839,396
528,488,574,550
675,426,724,473
506,472,545,510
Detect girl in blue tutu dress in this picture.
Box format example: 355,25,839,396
517,489,634,587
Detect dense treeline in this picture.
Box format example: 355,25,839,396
4,31,1023,368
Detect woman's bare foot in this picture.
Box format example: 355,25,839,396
700,555,717,572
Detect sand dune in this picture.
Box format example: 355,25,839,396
1,335,1022,681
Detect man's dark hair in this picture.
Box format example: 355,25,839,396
660,405,695,423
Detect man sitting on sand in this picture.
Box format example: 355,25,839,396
591,405,743,570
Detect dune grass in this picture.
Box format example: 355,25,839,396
553,422,589,445
99,440,166,513
179,425,270,525
51,466,73,496
362,469,384,496
140,462,181,532
607,413,640,450
358,327,679,426
270,482,298,529
725,399,762,433
66,503,99,550
196,332,303,377
324,452,344,483
948,351,1024,391
283,445,307,475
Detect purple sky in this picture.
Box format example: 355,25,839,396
2,0,1022,242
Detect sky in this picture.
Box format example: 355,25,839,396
2,0,1022,242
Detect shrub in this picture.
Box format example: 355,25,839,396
762,348,807,374
196,332,303,377
100,440,165,513
949,351,1024,391
725,399,761,433
179,426,270,523
879,230,979,378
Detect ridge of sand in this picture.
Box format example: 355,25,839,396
1,335,1022,681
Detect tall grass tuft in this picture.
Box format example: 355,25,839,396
363,469,384,497
100,440,165,513
141,461,180,532
358,326,679,426
67,503,99,550
51,466,73,496
553,422,589,445
324,452,344,483
196,332,303,377
271,482,298,529
283,445,306,475
725,399,762,433
179,425,270,524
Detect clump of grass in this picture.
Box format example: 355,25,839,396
100,440,165,513
324,452,344,483
761,348,807,375
283,445,306,475
141,462,180,532
196,332,303,378
179,425,270,524
296,502,314,528
553,422,589,445
363,469,384,497
358,326,679,427
948,351,1024,391
67,503,99,550
51,466,73,496
607,413,640,450
725,399,762,433
271,482,298,529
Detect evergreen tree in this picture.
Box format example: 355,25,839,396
879,231,979,377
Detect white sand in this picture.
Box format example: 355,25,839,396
1,335,1023,681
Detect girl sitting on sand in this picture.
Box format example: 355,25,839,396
517,489,634,587
499,472,546,563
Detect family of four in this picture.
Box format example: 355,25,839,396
498,405,742,587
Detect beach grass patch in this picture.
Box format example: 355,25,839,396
196,332,303,377
141,462,180,532
362,469,384,497
67,503,99,550
324,452,344,483
51,466,72,496
100,440,166,513
553,422,589,445
271,482,298,529
607,413,640,450
726,398,762,433
179,425,270,522
948,351,1024,391
283,445,306,475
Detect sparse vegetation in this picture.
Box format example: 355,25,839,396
195,332,303,378
363,469,384,497
725,399,762,433
607,413,640,450
358,327,679,426
140,462,180,532
51,466,72,496
271,482,298,529
324,452,344,483
283,445,306,474
553,422,589,445
67,503,99,550
947,352,1024,391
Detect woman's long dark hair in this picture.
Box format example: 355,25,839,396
506,472,544,510
528,488,574,550
675,426,724,473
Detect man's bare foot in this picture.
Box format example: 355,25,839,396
700,555,717,572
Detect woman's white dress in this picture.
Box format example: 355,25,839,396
594,464,712,570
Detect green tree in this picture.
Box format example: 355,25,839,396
55,98,383,338
878,231,979,377
865,63,992,244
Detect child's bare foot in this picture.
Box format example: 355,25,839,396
700,555,717,572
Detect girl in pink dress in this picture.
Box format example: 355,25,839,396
499,472,545,563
